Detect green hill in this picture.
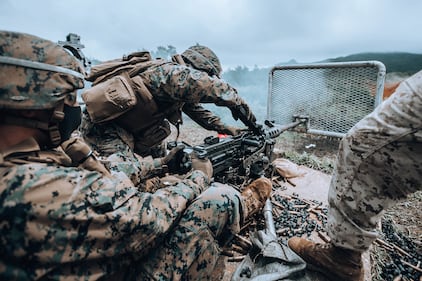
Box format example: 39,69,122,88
323,52,422,74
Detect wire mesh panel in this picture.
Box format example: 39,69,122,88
267,61,386,137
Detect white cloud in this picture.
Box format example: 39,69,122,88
1,0,421,70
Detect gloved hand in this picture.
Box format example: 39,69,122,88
61,137,93,165
230,103,258,130
219,125,242,136
161,145,191,174
191,153,213,179
61,137,111,176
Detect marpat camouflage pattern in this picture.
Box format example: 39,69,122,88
327,70,422,251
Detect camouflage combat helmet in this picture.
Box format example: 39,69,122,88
181,45,222,77
0,30,85,110
0,31,85,147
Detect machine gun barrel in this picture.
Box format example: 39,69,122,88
264,120,303,139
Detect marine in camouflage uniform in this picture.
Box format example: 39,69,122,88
288,70,422,281
0,31,272,281
80,45,258,157
326,70,422,251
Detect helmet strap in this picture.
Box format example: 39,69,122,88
2,115,50,130
51,101,65,123
2,102,66,147
48,123,62,147
47,102,66,147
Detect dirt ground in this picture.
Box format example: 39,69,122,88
167,121,421,281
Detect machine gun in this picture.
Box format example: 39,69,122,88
169,118,307,185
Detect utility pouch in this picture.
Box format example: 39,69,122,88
82,73,137,123
114,78,161,132
131,75,153,103
133,120,171,148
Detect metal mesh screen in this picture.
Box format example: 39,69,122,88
267,61,386,137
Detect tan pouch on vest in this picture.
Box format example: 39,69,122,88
82,73,137,123
115,75,161,132
133,119,171,148
131,75,153,103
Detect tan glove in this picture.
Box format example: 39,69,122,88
61,137,92,165
191,153,213,179
61,137,111,176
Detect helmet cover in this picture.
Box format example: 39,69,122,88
0,30,85,110
181,45,222,77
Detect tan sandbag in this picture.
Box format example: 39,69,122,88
272,158,306,179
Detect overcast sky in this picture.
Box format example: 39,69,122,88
1,0,421,70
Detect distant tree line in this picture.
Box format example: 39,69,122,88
325,52,422,75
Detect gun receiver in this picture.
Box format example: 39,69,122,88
188,120,304,184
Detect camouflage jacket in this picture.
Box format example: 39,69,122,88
0,137,210,280
82,61,253,156
102,61,252,136
141,62,249,130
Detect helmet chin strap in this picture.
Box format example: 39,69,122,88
2,102,65,147
49,102,65,146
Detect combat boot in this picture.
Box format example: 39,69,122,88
241,177,272,218
288,237,364,281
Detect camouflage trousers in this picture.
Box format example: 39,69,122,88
326,72,422,252
123,183,243,281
